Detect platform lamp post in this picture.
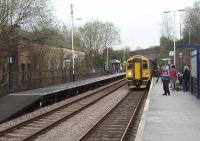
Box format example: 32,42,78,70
189,27,191,45
107,46,109,71
179,23,184,73
64,57,67,82
163,9,185,66
70,4,82,82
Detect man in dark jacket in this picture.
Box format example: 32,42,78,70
156,65,162,82
182,66,190,91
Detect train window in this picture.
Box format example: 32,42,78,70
143,63,148,69
128,63,133,69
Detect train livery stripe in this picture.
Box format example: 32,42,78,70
135,62,141,79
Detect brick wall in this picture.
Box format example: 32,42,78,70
0,41,86,96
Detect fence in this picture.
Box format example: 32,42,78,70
0,68,106,96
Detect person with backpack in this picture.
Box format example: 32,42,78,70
162,64,170,96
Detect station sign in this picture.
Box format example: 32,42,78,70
179,52,182,57
74,53,78,59
191,50,197,56
169,51,174,56
191,50,197,78
64,57,71,62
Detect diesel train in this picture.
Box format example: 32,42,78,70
126,55,153,89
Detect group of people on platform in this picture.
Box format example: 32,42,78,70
155,64,190,96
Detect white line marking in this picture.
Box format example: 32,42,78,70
135,77,154,141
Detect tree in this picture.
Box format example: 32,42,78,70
108,47,130,63
159,10,179,64
93,47,130,69
0,0,52,48
0,0,51,30
78,20,120,54
32,22,65,47
159,36,173,63
78,20,120,68
160,14,173,39
182,1,200,44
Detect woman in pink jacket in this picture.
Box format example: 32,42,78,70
169,65,177,91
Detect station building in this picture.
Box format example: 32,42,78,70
0,40,85,96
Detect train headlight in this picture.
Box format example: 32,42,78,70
128,72,132,76
143,72,147,76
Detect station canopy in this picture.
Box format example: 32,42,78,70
110,59,121,64
177,44,200,50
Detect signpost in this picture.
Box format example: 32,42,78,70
198,50,200,98
169,51,174,56
64,57,71,82
7,56,12,94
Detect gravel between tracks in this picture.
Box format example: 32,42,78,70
0,83,116,132
35,85,129,141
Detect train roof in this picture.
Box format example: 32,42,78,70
127,55,149,62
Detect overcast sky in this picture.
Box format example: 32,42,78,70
52,0,194,51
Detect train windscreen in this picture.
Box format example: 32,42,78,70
143,63,148,69
127,63,133,69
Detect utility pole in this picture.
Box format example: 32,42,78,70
163,9,185,66
173,11,176,65
70,4,75,82
107,46,109,71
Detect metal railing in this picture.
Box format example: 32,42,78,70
0,68,107,96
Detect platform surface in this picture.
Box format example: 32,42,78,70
136,78,200,141
11,73,124,95
0,73,124,123
0,95,41,122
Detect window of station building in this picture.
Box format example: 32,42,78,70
27,64,32,71
21,63,25,82
21,63,25,72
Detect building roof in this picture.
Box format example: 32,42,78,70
110,59,121,64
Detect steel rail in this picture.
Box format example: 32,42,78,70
0,79,126,141
77,90,131,141
120,91,146,141
24,82,126,141
78,91,146,141
0,78,124,136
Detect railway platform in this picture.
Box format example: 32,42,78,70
0,73,125,123
136,78,200,141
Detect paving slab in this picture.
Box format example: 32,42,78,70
136,78,200,141
11,73,124,95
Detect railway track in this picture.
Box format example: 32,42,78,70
0,79,127,141
78,90,146,141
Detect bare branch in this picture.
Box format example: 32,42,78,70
78,20,120,54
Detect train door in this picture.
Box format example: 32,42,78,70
134,62,141,79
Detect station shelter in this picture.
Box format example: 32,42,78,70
110,59,121,74
178,44,200,98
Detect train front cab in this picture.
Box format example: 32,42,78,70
126,56,150,89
